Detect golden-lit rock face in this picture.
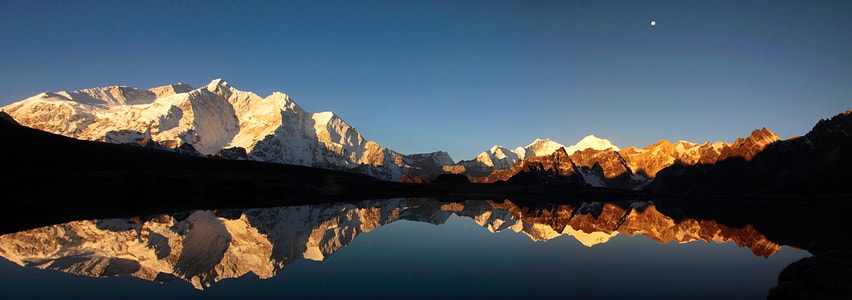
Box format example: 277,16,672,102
471,148,578,183
622,128,779,178
569,148,631,179
0,199,782,290
468,128,781,186
441,165,466,174
718,128,781,162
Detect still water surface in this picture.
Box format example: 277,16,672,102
0,198,808,299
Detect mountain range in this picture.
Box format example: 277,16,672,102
2,79,850,195
457,127,782,189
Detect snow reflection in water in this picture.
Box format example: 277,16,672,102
0,198,809,298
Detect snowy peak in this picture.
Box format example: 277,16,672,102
205,78,233,99
524,138,566,157
565,135,620,154
476,145,522,169
489,145,520,160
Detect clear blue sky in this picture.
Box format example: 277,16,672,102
1,0,849,161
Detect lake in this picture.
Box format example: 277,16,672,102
0,198,811,299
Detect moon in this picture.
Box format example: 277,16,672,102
650,20,657,26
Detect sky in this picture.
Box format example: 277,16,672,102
1,0,850,162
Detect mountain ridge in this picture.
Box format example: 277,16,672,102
1,79,452,181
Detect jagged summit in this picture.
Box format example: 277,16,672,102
472,145,521,169
746,127,781,146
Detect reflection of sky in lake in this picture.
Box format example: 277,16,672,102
0,213,809,299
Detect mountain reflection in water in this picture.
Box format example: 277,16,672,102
0,198,809,296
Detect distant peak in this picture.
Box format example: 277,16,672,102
207,78,228,89
525,138,560,148
746,127,780,145
749,127,779,138
577,134,606,143
523,138,566,157
567,135,619,153
489,145,506,153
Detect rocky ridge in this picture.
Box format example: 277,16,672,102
458,127,782,190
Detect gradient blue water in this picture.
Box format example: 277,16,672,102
0,214,808,299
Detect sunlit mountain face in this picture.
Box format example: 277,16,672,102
0,198,796,290
0,80,453,181
462,128,782,188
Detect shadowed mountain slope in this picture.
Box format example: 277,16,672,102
651,110,852,195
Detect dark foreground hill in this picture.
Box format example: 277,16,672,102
651,110,852,195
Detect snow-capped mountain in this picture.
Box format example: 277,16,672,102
473,145,522,169
0,79,452,180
